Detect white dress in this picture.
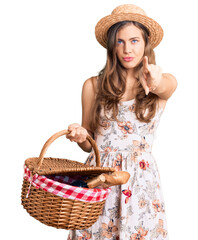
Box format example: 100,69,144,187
67,99,169,240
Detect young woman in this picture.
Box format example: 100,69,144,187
66,4,177,240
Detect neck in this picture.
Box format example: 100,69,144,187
126,69,137,88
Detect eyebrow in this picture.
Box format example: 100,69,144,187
117,37,140,41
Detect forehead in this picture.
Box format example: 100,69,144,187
116,24,143,38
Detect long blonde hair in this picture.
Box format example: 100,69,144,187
90,21,159,134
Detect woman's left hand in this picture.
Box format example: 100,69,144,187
139,56,163,95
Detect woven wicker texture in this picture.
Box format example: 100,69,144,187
21,179,106,229
21,129,114,230
25,157,115,176
95,4,164,49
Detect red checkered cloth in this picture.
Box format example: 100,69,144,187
23,165,111,203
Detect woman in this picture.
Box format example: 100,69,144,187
66,4,177,240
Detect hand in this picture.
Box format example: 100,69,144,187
66,123,88,143
139,56,163,95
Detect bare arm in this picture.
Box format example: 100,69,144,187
66,76,97,152
151,73,178,100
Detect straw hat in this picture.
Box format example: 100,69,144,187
95,4,164,49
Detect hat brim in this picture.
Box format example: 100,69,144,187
95,13,163,49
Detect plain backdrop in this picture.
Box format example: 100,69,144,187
0,0,197,239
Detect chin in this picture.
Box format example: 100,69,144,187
122,62,137,69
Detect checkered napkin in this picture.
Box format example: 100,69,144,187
23,165,111,202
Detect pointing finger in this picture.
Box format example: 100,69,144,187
143,56,150,74
140,73,150,95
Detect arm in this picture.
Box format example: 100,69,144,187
77,77,97,153
150,73,178,100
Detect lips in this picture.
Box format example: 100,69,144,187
123,57,134,62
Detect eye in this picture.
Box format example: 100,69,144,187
132,39,138,43
117,40,123,44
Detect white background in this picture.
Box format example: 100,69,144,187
0,0,197,239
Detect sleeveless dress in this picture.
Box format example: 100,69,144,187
67,98,169,240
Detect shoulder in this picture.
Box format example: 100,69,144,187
82,75,99,107
82,75,98,97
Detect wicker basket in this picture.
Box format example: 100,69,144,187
21,129,115,230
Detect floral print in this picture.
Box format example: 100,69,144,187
117,121,134,134
130,227,148,240
67,99,169,239
122,187,132,204
101,219,118,238
138,196,147,209
113,153,122,171
78,231,91,240
152,199,162,213
134,137,150,152
139,159,149,170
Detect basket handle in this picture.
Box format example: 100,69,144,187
36,129,101,172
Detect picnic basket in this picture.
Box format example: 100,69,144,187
21,129,116,230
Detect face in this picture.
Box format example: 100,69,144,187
116,24,145,72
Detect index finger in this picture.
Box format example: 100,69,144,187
143,56,150,73
68,123,80,130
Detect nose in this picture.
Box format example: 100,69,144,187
124,42,132,54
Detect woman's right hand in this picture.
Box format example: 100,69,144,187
66,123,88,143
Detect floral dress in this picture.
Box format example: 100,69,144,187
67,99,169,240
